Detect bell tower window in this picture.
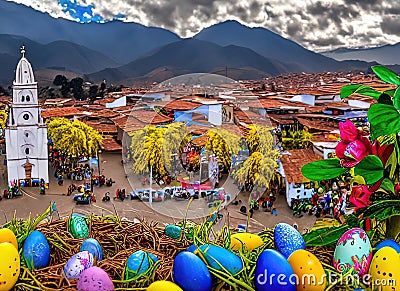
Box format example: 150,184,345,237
26,96,30,101
25,148,30,155
21,95,25,102
23,114,29,120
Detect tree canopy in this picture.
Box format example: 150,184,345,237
47,118,103,159
129,123,190,180
235,124,280,191
205,128,241,169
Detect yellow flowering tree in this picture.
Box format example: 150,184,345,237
47,118,103,162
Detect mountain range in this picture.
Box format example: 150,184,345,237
322,43,400,65
0,0,397,86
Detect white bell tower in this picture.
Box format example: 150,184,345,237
5,46,49,187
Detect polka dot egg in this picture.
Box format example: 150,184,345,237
0,242,20,291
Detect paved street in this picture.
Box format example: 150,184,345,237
0,152,316,233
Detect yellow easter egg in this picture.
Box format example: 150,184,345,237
230,233,263,251
0,242,20,291
147,280,183,291
288,249,326,291
369,246,400,291
0,228,18,250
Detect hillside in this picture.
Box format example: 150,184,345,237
85,39,296,84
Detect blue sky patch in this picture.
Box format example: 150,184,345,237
58,0,125,23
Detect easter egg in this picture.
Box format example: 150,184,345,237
230,233,263,251
375,239,400,253
255,249,296,291
64,251,94,279
369,246,400,291
80,238,103,261
69,214,89,239
172,251,212,291
198,244,243,275
333,228,372,276
0,228,18,250
288,249,326,291
147,280,183,291
23,230,50,270
77,266,114,291
274,223,305,258
126,250,158,280
165,224,182,240
0,242,20,291
186,244,198,253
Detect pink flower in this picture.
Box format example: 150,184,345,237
339,120,360,142
335,121,372,168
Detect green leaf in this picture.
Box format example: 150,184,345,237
368,104,400,140
355,86,382,99
340,84,381,100
372,66,400,85
341,84,364,99
393,87,400,110
361,200,400,221
384,88,397,97
354,155,384,184
380,178,394,193
303,225,350,247
301,158,348,181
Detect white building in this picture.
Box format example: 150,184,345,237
5,46,49,186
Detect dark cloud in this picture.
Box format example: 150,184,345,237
286,20,303,37
381,16,400,35
305,36,345,47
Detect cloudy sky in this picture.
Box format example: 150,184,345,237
7,0,400,51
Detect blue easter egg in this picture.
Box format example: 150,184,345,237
23,230,50,270
274,223,305,258
255,249,296,291
375,239,400,253
80,238,103,261
126,250,158,280
186,244,198,253
198,244,243,275
173,251,212,291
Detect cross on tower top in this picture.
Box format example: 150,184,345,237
21,45,26,58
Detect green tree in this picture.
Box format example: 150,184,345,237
53,75,68,87
89,85,99,102
47,118,103,164
70,77,84,100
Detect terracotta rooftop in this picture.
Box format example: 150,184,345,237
296,117,339,132
41,107,84,119
280,148,323,184
156,99,202,111
234,109,273,127
111,115,146,132
128,109,173,124
85,121,118,134
191,135,208,147
101,137,122,152
83,108,120,119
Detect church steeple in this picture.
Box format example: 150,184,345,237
14,45,35,85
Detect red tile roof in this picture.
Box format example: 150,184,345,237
41,107,84,119
101,137,122,152
85,121,118,134
280,148,323,183
128,109,173,124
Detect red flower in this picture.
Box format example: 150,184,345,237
350,185,373,210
